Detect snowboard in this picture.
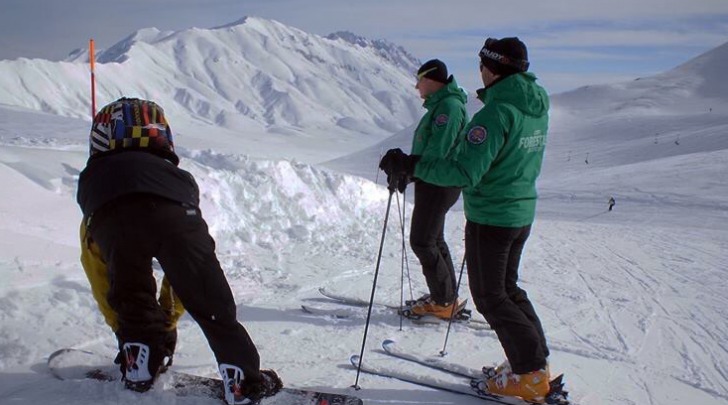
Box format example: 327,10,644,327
48,348,363,405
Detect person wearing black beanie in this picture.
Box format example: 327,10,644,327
416,59,449,84
379,59,468,320
378,37,555,403
479,37,530,84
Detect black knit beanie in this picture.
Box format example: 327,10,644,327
479,37,529,76
417,59,449,83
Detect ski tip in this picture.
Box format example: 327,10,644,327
382,339,396,350
47,348,95,364
349,354,361,367
550,373,564,386
47,348,76,369
318,287,327,294
48,348,73,362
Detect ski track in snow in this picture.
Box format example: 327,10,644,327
1,127,727,405
2,163,726,404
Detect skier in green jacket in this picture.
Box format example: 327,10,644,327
403,59,468,320
379,37,552,403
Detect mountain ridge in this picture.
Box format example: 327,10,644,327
0,16,423,137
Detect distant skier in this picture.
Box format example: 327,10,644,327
380,37,552,403
608,196,616,211
398,59,468,319
76,97,281,404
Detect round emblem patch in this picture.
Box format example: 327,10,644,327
467,126,487,144
434,114,449,126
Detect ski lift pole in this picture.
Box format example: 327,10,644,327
352,178,396,390
439,250,467,356
89,39,96,118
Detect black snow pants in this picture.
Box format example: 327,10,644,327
88,193,262,382
465,221,549,374
410,181,461,305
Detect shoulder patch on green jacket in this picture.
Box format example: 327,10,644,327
466,126,487,145
434,114,449,126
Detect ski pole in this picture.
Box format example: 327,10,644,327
352,179,396,389
396,191,405,331
395,187,413,331
439,250,467,356
89,39,96,118
401,188,414,302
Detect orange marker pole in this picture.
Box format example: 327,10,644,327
89,39,96,118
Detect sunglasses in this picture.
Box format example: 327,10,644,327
416,66,438,81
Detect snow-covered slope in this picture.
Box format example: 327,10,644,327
537,42,728,229
551,41,728,117
0,17,421,141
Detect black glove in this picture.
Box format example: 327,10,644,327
386,174,409,193
379,148,420,177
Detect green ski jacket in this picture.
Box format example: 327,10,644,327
415,72,549,227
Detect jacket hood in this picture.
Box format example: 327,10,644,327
424,75,468,109
477,72,549,117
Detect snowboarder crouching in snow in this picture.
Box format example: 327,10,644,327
76,97,281,404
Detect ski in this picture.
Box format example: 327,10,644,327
381,339,484,379
407,314,492,330
300,305,361,318
316,287,491,330
302,303,491,331
349,354,566,405
349,348,569,405
317,287,400,309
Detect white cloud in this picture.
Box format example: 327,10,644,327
529,29,728,48
538,71,642,95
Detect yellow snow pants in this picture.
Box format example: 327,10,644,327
79,219,185,332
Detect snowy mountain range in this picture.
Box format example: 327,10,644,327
0,17,422,152
0,19,727,405
551,41,728,116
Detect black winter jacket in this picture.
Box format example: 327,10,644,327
77,150,200,216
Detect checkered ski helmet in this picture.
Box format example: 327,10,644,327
89,97,179,165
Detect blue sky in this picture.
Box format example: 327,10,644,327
1,0,727,93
